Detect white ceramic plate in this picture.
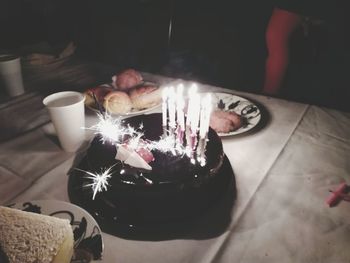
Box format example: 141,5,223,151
8,200,103,262
86,81,161,117
210,92,261,136
87,102,161,117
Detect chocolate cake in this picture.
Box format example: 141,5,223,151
68,113,230,233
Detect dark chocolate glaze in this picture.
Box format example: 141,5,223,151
68,113,227,231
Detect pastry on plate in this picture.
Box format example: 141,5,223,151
0,206,74,263
112,69,143,91
129,85,162,110
103,91,133,114
84,85,113,107
210,110,243,133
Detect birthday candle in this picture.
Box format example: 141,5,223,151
186,84,198,127
191,93,201,135
162,87,168,128
176,84,185,130
168,86,176,129
199,94,212,139
204,94,212,137
199,99,206,139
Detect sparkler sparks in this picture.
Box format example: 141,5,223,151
147,135,178,155
86,113,142,144
76,166,115,200
126,132,145,151
86,112,187,155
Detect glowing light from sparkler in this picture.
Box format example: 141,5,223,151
126,133,145,151
86,113,142,144
76,166,114,200
147,135,176,154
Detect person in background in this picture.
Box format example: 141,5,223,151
262,6,302,95
262,0,347,99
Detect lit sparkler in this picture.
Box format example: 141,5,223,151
76,165,115,200
85,113,142,144
125,132,145,151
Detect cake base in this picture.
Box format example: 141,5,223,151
68,155,235,239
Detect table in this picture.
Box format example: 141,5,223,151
1,69,349,263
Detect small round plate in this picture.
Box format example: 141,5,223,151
210,92,261,136
8,200,104,262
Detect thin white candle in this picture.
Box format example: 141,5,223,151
162,87,168,128
168,86,176,129
205,94,212,134
199,99,206,139
176,84,185,130
199,94,212,139
190,93,201,135
186,84,198,127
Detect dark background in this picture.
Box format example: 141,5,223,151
0,0,349,110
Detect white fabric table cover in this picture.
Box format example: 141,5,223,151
1,76,349,263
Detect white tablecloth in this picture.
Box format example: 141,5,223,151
1,74,349,263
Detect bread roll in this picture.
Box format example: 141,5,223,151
103,91,133,114
0,206,74,263
113,69,143,91
129,85,162,110
84,85,113,107
84,90,96,107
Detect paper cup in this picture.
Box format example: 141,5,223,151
43,91,86,152
0,54,25,97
